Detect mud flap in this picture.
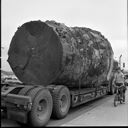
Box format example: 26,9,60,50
7,109,28,123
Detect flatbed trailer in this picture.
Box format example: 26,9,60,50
1,82,111,126
2,20,116,127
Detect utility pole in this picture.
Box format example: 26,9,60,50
119,54,122,68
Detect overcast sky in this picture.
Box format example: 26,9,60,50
1,0,128,71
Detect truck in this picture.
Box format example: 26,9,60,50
1,20,117,126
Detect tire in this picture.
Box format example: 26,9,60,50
119,92,123,104
28,88,53,127
114,100,117,107
114,95,118,107
119,89,125,104
120,100,123,104
16,86,36,126
52,85,70,119
18,86,35,95
26,87,42,101
123,94,125,102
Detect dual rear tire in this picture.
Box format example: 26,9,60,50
52,85,71,119
18,85,70,126
28,88,53,126
19,87,53,126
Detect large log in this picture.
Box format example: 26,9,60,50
8,20,114,87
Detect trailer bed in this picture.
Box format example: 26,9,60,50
70,86,108,107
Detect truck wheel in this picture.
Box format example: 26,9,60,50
27,88,53,127
120,99,123,104
114,94,119,107
52,85,70,119
114,97,118,107
18,86,35,95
